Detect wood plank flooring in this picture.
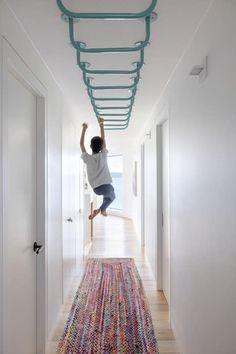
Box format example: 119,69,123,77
46,215,179,354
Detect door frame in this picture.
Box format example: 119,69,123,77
140,143,145,247
160,120,171,305
156,107,171,319
0,38,48,354
156,125,163,290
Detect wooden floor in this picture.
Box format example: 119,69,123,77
46,215,179,354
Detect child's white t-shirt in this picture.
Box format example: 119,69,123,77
81,148,112,189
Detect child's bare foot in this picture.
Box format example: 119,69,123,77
88,209,100,220
101,209,107,217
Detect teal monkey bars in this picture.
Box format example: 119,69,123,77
57,0,157,130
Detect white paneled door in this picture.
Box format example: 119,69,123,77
161,120,170,304
2,42,46,354
3,70,37,354
144,129,157,282
62,118,77,300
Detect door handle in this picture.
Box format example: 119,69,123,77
67,217,73,222
33,241,43,255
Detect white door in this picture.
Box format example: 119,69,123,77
2,41,46,354
144,129,157,281
62,118,77,300
161,120,170,304
3,69,37,353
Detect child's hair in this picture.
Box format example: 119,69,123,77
90,136,103,154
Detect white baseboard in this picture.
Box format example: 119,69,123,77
170,314,182,353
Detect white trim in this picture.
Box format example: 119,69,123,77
169,316,181,352
156,108,171,323
140,144,145,247
0,35,3,354
1,38,48,354
36,96,48,353
156,125,163,291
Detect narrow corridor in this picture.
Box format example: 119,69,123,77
46,215,179,354
1,1,236,352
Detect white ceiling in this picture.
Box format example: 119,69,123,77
6,0,212,148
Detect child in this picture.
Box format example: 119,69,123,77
80,118,116,219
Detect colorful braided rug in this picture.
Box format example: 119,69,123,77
57,258,159,354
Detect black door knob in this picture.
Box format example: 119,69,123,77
67,217,73,222
33,241,43,254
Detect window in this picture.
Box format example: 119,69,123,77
108,155,123,211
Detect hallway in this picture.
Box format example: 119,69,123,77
1,1,236,353
46,216,178,354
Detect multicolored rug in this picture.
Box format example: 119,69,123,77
57,258,159,354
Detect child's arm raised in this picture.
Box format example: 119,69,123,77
98,118,106,149
80,123,88,153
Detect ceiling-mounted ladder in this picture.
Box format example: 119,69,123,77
57,0,157,130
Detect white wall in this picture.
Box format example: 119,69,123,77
0,0,80,343
169,2,236,352
133,1,236,353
